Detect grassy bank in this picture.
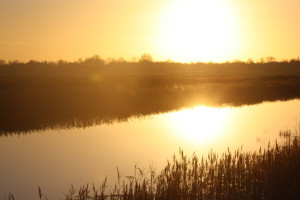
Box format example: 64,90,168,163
1,59,300,135
20,129,298,200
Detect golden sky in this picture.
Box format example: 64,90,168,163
0,0,299,62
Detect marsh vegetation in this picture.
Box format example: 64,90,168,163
64,130,300,200
7,129,298,200
1,57,300,135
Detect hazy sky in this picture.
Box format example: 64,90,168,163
0,0,299,62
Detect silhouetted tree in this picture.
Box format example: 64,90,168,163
57,59,67,65
139,53,153,63
84,55,104,65
116,57,126,63
27,60,39,65
290,57,300,63
77,58,83,63
246,58,254,64
266,56,276,63
105,57,116,64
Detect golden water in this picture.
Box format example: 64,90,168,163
0,99,300,199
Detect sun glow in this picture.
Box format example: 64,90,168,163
168,106,232,145
157,0,241,62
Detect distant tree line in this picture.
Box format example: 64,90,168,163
0,54,300,66
0,54,300,77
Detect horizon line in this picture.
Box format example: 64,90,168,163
1,54,300,65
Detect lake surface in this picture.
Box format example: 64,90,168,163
1,99,300,199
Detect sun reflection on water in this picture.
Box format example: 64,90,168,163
167,106,233,145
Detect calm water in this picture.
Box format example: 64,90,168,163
1,99,300,199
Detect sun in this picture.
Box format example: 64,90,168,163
167,106,232,145
157,0,241,62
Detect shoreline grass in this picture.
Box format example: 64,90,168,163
9,129,296,200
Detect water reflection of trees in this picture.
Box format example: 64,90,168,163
1,59,300,135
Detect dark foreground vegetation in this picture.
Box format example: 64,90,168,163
6,129,299,200
1,56,300,135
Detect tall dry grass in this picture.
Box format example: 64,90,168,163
4,129,299,199
60,129,300,200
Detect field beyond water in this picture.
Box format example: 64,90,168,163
1,58,300,135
